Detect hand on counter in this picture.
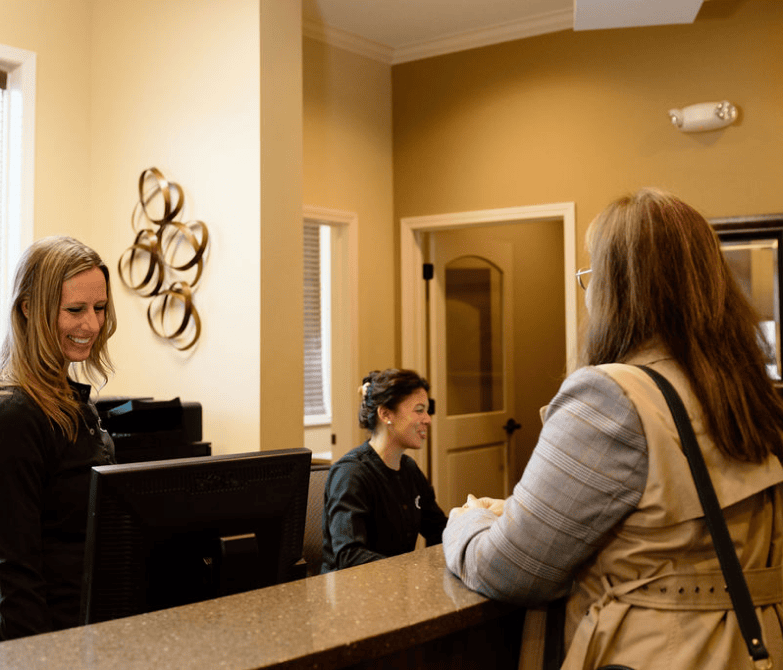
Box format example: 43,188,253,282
448,493,505,519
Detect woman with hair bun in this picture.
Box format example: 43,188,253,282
321,368,447,572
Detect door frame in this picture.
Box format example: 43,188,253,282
400,203,577,472
304,205,360,461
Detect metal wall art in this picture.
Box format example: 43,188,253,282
118,168,209,351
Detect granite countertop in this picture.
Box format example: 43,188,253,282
0,545,520,670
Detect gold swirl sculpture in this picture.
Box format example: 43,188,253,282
118,168,209,351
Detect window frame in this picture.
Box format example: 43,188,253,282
302,206,359,461
0,45,36,343
304,221,332,426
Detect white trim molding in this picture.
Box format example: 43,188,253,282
303,18,394,63
393,9,573,64
303,205,360,460
303,8,573,65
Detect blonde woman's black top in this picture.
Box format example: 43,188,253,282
0,380,115,640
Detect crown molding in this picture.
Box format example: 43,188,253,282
303,8,574,66
393,9,573,64
303,18,394,63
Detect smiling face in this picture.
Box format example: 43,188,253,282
57,266,108,363
382,387,431,451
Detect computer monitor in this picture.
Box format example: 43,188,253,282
80,448,312,625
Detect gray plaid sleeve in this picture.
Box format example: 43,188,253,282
442,366,647,605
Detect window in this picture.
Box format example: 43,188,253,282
0,45,36,344
303,207,358,461
1,70,7,259
0,69,9,336
303,222,331,425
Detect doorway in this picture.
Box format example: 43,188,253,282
428,231,515,509
400,202,577,504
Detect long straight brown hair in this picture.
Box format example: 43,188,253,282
0,236,117,442
584,188,783,463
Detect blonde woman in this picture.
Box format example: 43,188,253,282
0,236,117,640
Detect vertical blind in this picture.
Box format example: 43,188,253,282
304,222,327,417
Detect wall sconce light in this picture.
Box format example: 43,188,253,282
668,101,738,132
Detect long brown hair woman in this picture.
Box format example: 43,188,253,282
443,188,783,669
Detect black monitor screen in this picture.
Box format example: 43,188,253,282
80,448,311,625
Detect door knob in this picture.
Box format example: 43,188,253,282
503,418,521,436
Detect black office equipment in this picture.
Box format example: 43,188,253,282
80,448,312,624
95,396,211,463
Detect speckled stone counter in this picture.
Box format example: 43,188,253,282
0,545,524,670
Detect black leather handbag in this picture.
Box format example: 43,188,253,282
542,366,773,669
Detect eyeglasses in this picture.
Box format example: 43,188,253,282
576,267,592,291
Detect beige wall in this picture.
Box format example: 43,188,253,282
0,0,92,245
392,0,783,273
259,0,304,453
1,0,289,456
303,37,394,451
89,0,264,456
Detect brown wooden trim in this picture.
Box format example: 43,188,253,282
710,213,783,233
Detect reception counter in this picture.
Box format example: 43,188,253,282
0,545,525,669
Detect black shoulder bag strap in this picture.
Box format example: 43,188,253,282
637,365,772,668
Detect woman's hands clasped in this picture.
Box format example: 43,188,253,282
448,493,505,519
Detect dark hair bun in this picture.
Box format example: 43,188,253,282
358,368,429,432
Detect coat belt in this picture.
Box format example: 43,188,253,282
611,566,782,610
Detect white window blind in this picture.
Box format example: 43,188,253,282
0,81,6,222
304,223,331,423
0,71,7,232
0,47,36,347
0,73,7,316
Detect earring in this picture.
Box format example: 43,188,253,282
387,421,392,425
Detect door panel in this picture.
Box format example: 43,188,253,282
429,231,515,510
447,445,505,510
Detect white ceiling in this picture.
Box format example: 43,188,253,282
302,0,706,64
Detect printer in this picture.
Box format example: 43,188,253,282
95,397,211,464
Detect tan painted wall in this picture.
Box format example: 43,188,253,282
392,0,781,480
88,0,265,456
259,0,304,453
0,0,92,245
1,0,276,456
303,37,394,451
393,0,783,263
